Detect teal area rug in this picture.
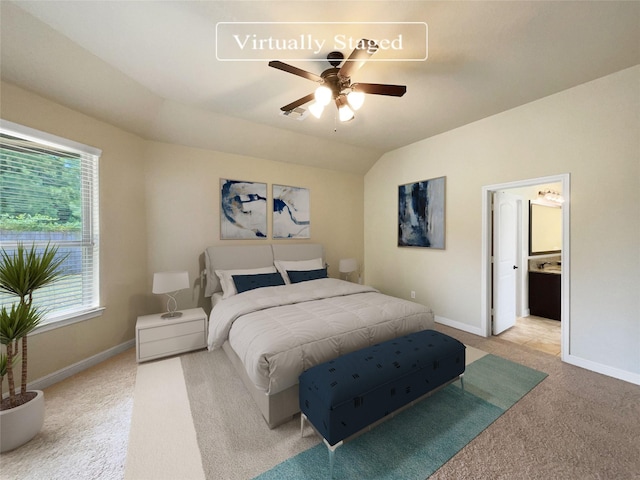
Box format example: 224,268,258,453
254,354,547,480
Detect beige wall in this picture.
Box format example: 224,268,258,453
364,66,640,380
1,81,150,382
0,81,364,383
143,140,364,312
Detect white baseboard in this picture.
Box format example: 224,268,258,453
563,352,640,386
28,339,135,391
435,315,485,337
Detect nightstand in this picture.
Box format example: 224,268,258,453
136,307,207,363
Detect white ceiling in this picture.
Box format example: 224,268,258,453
1,1,638,174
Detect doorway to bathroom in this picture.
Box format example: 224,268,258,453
481,174,570,360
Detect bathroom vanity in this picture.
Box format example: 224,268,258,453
528,259,561,320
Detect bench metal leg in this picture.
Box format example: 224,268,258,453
460,373,465,392
302,413,342,478
301,413,307,437
323,438,343,479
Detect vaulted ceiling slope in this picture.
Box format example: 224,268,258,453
1,1,638,174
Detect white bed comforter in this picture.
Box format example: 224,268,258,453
207,278,434,395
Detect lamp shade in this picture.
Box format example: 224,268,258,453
338,104,355,122
338,258,358,274
314,85,332,106
335,95,355,122
308,101,324,119
152,271,189,294
347,91,365,111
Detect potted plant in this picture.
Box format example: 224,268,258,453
0,243,66,452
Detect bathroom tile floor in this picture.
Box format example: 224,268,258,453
498,315,561,356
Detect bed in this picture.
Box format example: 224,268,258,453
204,243,435,427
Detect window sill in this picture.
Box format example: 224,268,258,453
32,307,106,335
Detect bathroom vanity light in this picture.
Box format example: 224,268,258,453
538,190,564,205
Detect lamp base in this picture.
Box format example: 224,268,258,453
161,311,183,319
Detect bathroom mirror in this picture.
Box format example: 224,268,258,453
529,201,562,255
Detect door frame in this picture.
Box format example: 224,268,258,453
481,174,570,361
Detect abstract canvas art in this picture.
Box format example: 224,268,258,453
220,179,267,239
398,176,446,248
272,184,310,239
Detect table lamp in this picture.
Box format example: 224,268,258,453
152,271,190,318
338,258,358,282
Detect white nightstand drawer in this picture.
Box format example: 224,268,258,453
139,319,205,343
135,308,208,363
139,331,206,360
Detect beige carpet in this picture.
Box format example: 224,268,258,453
0,348,136,479
431,325,640,480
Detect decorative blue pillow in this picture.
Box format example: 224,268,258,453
287,268,328,284
232,272,285,293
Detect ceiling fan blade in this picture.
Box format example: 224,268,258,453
269,61,323,83
338,39,378,79
280,93,315,111
352,83,407,97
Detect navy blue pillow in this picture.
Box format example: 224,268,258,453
232,272,285,293
287,268,328,284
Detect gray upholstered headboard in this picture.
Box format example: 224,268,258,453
204,244,323,297
271,244,323,262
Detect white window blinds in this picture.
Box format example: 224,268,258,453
0,120,101,326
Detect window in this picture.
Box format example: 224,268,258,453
0,120,101,329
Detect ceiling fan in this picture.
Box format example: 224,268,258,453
269,39,407,122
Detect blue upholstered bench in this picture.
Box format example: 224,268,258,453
299,329,465,476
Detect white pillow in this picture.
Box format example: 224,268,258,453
215,266,277,299
275,258,323,284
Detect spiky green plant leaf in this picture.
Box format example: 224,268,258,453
0,353,8,378
0,303,43,345
0,242,68,306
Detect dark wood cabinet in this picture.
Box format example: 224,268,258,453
528,272,561,320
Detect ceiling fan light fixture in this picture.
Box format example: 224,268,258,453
347,91,365,111
335,94,355,122
338,104,355,122
314,86,332,106
270,40,406,125
308,102,324,119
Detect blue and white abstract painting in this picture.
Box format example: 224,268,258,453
398,176,446,248
273,184,310,239
220,179,267,239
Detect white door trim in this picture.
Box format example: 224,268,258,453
481,174,570,361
